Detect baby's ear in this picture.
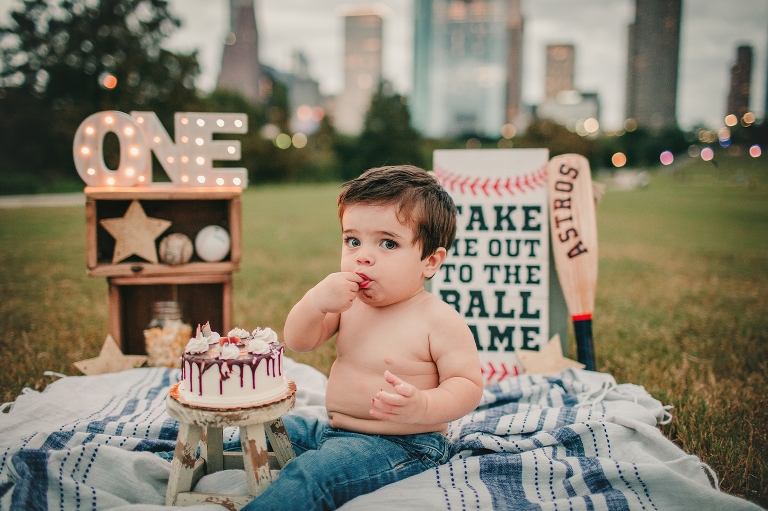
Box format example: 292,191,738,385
423,247,447,279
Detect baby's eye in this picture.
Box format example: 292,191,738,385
345,237,361,248
380,239,397,250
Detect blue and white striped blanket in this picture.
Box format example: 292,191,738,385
0,360,760,510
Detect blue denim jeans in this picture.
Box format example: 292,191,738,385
240,415,453,511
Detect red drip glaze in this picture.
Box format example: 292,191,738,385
196,360,204,395
181,344,285,396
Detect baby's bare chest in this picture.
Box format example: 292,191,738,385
335,310,434,374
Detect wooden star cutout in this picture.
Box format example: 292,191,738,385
100,200,171,264
74,335,148,375
518,334,585,376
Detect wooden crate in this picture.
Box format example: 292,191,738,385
109,274,232,354
85,186,241,277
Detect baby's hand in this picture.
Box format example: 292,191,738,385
309,272,364,314
369,370,428,424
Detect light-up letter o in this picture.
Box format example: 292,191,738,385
73,111,149,186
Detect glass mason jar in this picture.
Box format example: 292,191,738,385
143,301,192,368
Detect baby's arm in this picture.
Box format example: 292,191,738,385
283,272,363,352
370,306,483,424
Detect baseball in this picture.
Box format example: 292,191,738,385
158,233,193,266
195,225,231,262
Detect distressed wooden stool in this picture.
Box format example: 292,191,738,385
165,381,297,509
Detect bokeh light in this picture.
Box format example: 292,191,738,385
275,133,292,149
292,132,307,148
296,105,312,121
724,114,737,127
611,152,627,168
624,118,638,132
101,73,117,89
660,150,674,166
749,144,761,158
501,123,516,139
687,145,700,158
466,138,481,149
701,147,714,161
584,118,599,134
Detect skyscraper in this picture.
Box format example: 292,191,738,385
505,0,524,125
625,0,682,129
545,44,575,100
537,45,600,131
217,0,262,103
726,45,753,119
411,0,524,138
334,8,384,135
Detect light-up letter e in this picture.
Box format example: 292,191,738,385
73,110,248,188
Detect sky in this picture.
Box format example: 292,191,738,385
1,0,767,130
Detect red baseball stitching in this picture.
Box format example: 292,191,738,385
434,164,547,196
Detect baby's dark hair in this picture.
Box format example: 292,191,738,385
337,165,457,260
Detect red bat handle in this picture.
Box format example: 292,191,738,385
573,316,596,370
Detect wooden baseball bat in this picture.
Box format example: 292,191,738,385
547,154,598,370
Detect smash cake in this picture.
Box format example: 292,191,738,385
175,322,288,409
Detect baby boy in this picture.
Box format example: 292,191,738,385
242,165,483,511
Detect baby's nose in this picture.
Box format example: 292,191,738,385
356,248,374,265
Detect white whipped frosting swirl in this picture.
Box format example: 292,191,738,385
227,327,250,340
251,327,279,345
185,333,209,354
202,322,221,344
218,342,240,360
247,339,271,355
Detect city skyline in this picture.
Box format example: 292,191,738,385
1,0,766,130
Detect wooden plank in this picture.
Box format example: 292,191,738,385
229,194,242,265
108,282,122,349
265,418,297,468
165,384,296,427
240,423,271,497
88,261,238,278
223,279,232,334
206,426,224,473
223,451,280,471
85,199,98,269
109,273,231,286
166,422,202,506
85,186,242,200
174,492,253,511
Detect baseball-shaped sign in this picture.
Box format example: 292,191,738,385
158,233,194,266
195,225,231,262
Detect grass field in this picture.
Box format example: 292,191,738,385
0,154,766,507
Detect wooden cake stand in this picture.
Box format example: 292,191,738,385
165,381,297,509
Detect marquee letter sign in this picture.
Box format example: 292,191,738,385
73,111,248,188
432,149,550,385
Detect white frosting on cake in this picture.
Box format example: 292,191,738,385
178,325,288,409
227,327,250,339
184,332,209,354
252,327,279,345
218,342,240,359
247,339,270,355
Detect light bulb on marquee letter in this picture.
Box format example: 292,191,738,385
174,112,248,188
73,111,149,187
130,111,180,183
74,110,248,188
